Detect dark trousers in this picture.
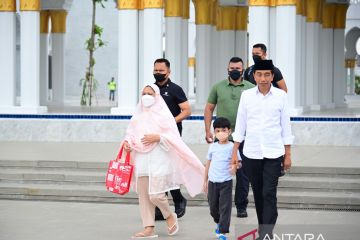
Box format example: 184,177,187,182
207,180,233,234
109,90,115,101
242,155,283,238
235,142,249,211
170,189,185,204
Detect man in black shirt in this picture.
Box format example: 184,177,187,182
153,58,191,220
244,43,288,92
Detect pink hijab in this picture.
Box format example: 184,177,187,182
125,84,205,197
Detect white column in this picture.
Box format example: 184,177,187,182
39,11,49,106
111,8,138,115
40,34,49,105
193,0,212,108
248,5,269,65
181,18,189,95
165,17,182,85
295,11,306,108
0,11,16,111
333,28,346,106
195,25,212,108
216,6,237,83
20,10,47,113
300,14,307,108
217,31,235,81
51,34,66,106
211,25,218,86
276,5,299,114
269,6,276,61
319,28,334,108
235,31,247,66
235,7,249,69
305,22,320,108
188,5,196,98
139,7,163,90
138,8,144,97
181,0,190,95
333,3,348,107
349,67,355,94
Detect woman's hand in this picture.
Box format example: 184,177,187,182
141,134,160,146
124,141,132,152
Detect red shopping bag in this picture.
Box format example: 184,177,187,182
105,145,133,195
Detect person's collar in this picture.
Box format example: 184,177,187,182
256,84,273,96
227,77,244,86
155,78,171,88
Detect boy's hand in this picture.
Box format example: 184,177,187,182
203,180,208,194
230,163,237,175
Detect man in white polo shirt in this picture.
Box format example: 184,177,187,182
231,60,294,240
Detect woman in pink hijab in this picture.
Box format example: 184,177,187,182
123,84,205,238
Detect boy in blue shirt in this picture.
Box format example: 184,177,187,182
204,117,240,240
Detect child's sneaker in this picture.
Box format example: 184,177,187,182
215,224,220,238
218,233,228,240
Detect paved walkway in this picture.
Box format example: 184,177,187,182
1,200,359,240
1,142,359,168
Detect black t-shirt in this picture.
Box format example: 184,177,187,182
155,79,188,134
243,65,283,88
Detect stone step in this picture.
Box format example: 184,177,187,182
0,182,359,210
286,166,360,178
1,167,359,192
278,176,360,192
2,160,360,177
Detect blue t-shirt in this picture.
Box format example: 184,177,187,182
206,142,240,183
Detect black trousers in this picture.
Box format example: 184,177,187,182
170,189,185,203
109,90,115,101
242,155,282,238
207,180,233,234
235,142,249,211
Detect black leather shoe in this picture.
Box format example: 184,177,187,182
155,207,165,221
237,210,248,218
175,198,187,218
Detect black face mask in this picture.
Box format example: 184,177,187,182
229,70,242,80
153,73,167,82
252,55,262,63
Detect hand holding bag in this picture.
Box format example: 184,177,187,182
105,144,133,195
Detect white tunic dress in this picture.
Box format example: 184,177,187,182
134,136,180,194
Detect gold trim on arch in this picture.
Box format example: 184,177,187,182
117,0,138,10
193,0,212,25
165,0,182,17
305,0,321,22
236,7,248,31
249,0,269,6
0,0,16,11
216,6,237,31
322,3,335,29
276,0,296,6
188,57,196,67
50,10,67,33
345,59,356,69
334,4,348,29
143,0,163,9
296,0,304,15
20,0,40,11
183,0,190,19
40,11,50,33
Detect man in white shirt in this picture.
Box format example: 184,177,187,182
231,60,294,240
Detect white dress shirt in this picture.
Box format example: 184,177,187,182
232,86,294,159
